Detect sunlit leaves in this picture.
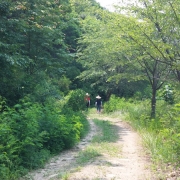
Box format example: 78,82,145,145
0,0,83,103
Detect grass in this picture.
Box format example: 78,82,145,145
102,97,180,178
56,172,70,180
124,101,179,166
92,119,119,143
141,130,177,165
92,142,122,158
76,111,122,165
91,118,122,158
76,146,101,165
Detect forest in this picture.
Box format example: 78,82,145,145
0,0,180,179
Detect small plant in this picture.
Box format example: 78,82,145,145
57,172,70,180
76,146,101,164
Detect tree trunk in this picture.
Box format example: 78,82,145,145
106,90,112,101
151,86,156,119
176,70,180,82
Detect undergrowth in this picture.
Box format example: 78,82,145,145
103,95,180,168
0,89,89,180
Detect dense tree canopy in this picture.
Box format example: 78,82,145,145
0,0,84,104
76,0,180,117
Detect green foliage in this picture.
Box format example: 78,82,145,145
39,107,88,153
0,0,83,106
0,96,8,112
103,95,131,113
76,146,101,165
65,89,86,111
158,104,180,161
0,98,50,171
0,96,89,179
77,0,180,118
158,84,174,104
92,119,119,143
0,2,9,15
104,94,180,165
0,122,19,180
105,96,180,165
57,76,71,95
141,131,174,163
133,85,151,100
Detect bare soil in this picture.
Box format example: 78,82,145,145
24,113,179,180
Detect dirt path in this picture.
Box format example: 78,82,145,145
25,114,156,180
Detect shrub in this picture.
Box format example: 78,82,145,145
160,85,174,104
103,95,131,113
0,95,89,179
65,89,86,111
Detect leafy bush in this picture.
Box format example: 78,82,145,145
65,89,86,111
103,95,131,113
0,95,89,179
158,84,174,104
0,121,20,180
39,107,87,153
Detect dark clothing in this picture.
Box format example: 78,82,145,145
86,101,90,108
96,98,102,113
96,99,102,106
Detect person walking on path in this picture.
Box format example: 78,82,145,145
84,93,90,111
95,95,102,113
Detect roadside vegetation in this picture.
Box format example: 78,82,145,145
0,89,89,180
103,91,180,171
